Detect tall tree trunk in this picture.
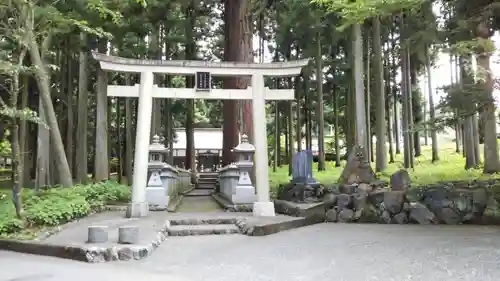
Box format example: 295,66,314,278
410,69,422,158
27,27,72,187
346,30,356,153
476,22,500,173
464,116,476,169
94,40,109,181
76,33,89,183
459,57,477,168
333,80,341,167
19,73,29,187
66,53,74,174
400,15,411,169
450,55,461,154
405,48,414,167
287,77,295,176
185,0,196,175
425,47,438,162
222,0,251,165
373,17,386,172
316,27,326,171
365,29,372,162
304,71,312,151
384,50,395,164
472,113,481,164
390,26,401,155
11,49,26,217
353,23,367,149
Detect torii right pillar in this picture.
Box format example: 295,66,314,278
251,73,275,217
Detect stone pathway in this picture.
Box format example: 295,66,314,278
113,223,500,281
2,223,500,280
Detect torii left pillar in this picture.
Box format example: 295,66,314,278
126,71,154,218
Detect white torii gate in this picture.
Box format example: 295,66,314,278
92,52,308,218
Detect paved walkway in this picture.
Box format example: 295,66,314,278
176,196,222,213
2,223,500,281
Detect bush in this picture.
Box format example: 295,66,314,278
0,181,131,237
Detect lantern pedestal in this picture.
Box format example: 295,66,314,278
146,162,169,210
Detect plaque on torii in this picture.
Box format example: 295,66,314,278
196,72,211,91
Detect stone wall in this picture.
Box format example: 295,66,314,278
323,178,499,225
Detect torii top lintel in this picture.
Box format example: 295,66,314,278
92,52,309,77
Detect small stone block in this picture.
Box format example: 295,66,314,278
118,226,139,244
87,226,109,243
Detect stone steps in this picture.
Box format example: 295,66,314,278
198,172,218,179
167,217,241,236
196,183,216,190
170,218,237,225
167,224,240,236
198,178,217,183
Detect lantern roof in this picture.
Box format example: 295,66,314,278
149,135,168,152
232,134,255,153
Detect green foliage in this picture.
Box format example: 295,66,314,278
0,181,130,238
313,0,425,29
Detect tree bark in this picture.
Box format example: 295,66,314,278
75,33,89,184
353,23,367,149
316,26,326,171
185,0,197,175
373,17,387,172
27,31,73,187
94,40,109,181
400,15,411,169
476,22,500,173
425,47,439,162
222,0,252,165
10,49,26,217
365,29,372,163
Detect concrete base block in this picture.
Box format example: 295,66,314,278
145,187,169,210
231,185,257,204
87,226,108,243
118,226,139,244
125,202,149,218
253,201,276,217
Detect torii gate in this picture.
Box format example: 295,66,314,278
92,52,308,218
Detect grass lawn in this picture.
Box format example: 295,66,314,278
268,144,500,192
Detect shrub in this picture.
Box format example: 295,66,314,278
0,181,131,237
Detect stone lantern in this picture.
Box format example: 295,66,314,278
146,135,169,210
229,134,257,204
149,135,166,163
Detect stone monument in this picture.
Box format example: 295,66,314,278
277,150,323,203
292,150,317,185
338,145,376,186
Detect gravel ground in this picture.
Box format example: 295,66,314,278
2,223,500,281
